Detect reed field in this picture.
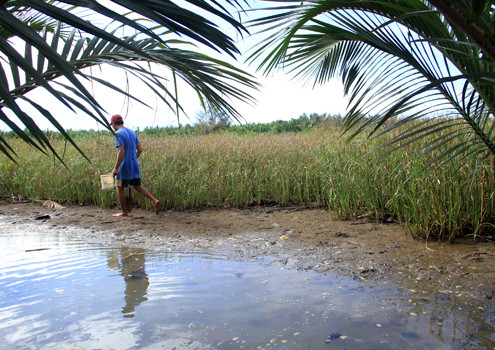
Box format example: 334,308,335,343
0,124,494,241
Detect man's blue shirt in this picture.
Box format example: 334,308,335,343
114,127,141,180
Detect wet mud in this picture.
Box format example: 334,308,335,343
1,200,495,304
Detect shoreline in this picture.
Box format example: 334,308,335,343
1,200,495,302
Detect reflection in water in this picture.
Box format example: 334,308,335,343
0,222,494,349
107,248,149,317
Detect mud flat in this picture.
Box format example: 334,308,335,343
1,200,495,303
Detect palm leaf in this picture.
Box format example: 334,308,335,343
0,0,257,161
3,25,257,159
252,0,495,178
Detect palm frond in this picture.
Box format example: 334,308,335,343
252,0,495,177
0,1,257,161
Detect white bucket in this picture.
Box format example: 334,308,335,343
100,174,115,190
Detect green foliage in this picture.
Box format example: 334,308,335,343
251,0,495,180
195,112,345,135
0,113,345,139
1,121,494,242
0,1,257,161
195,107,233,134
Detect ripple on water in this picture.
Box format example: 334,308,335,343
0,221,493,349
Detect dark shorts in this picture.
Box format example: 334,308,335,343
116,178,141,188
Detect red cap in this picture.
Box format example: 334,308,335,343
110,114,123,124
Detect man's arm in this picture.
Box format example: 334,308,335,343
136,143,142,158
112,145,125,176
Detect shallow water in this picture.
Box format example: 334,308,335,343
0,222,494,349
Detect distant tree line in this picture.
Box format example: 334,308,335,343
0,113,346,140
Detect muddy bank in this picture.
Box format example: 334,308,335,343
1,200,495,302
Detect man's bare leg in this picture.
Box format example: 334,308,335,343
134,185,161,214
113,186,129,217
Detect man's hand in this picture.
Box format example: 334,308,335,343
112,168,119,177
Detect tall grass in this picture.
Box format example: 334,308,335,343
0,125,493,241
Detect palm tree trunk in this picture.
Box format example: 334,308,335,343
428,0,495,62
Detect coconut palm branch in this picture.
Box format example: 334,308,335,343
0,0,256,162
250,0,495,177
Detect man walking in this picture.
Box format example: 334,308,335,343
110,114,160,217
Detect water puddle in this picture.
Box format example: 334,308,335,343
0,221,494,349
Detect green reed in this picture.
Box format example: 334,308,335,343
0,127,493,240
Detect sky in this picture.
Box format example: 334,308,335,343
2,65,347,132
1,51,349,132
0,1,350,132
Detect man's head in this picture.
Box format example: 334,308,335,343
110,114,124,130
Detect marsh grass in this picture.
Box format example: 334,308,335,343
0,126,493,240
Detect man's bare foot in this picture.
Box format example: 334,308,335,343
153,201,161,215
112,212,128,217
